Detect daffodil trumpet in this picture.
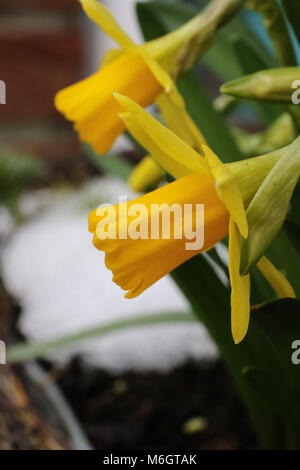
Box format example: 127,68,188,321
89,95,295,344
55,0,246,155
89,172,228,299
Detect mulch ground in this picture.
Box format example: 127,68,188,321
58,358,257,450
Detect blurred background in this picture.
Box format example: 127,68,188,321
0,0,298,450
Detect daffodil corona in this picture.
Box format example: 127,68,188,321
89,172,229,298
56,52,163,154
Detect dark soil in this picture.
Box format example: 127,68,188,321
1,283,257,450
58,359,257,450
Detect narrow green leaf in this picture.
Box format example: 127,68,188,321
172,255,284,449
284,219,300,258
0,147,45,217
250,299,300,394
247,0,296,66
281,0,300,45
7,312,195,364
137,1,273,82
177,71,240,162
204,15,274,81
136,1,196,41
243,366,298,420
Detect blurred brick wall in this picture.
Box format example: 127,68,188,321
0,0,89,181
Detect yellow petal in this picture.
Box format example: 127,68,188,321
89,172,229,298
256,256,296,299
204,145,248,239
129,156,164,192
156,92,206,152
80,0,197,114
138,49,183,106
55,53,163,154
79,0,135,49
114,94,209,175
229,218,251,344
120,112,203,179
100,48,123,67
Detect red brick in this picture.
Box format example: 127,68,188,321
0,0,81,11
1,124,90,181
0,29,84,121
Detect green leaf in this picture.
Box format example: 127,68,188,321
231,34,269,72
244,299,300,447
0,147,45,217
137,1,273,82
281,0,300,45
249,264,274,305
172,255,284,449
250,299,300,395
86,145,133,182
136,1,196,41
231,36,283,123
284,219,300,258
173,255,300,447
204,16,274,81
248,0,296,66
242,366,298,419
177,71,241,162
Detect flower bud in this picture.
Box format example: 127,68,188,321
128,156,164,193
240,137,300,275
221,67,300,103
233,114,295,156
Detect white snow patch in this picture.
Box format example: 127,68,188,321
1,177,218,373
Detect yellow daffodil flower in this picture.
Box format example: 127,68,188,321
88,95,295,344
55,0,207,155
89,171,229,298
128,156,164,193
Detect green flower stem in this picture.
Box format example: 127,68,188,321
148,0,247,77
227,144,288,203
